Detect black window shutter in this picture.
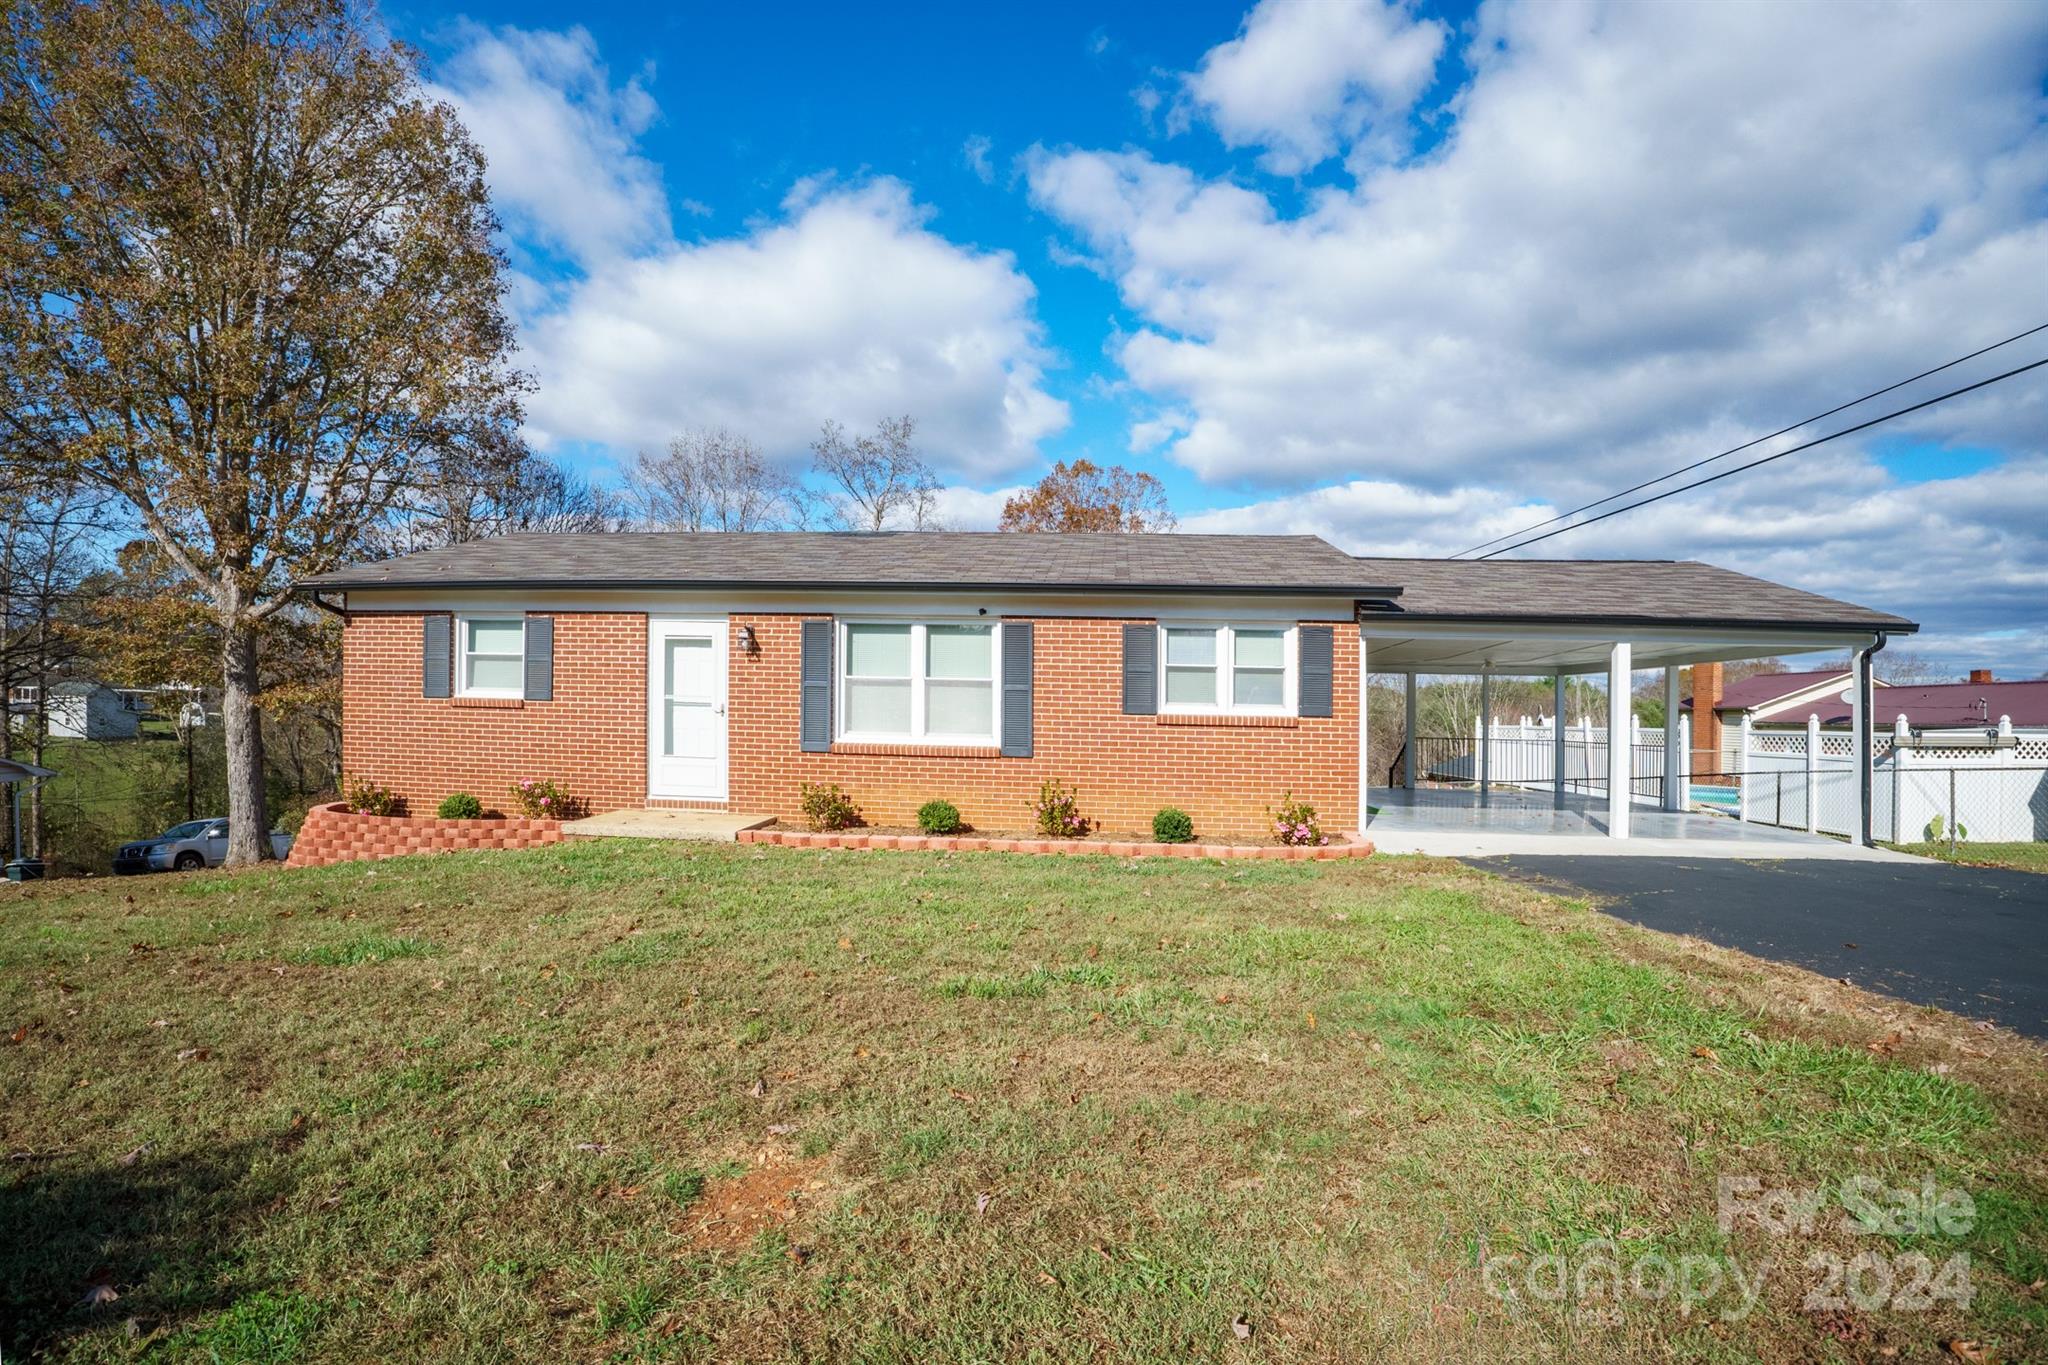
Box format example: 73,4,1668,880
523,615,554,701
1000,621,1033,757
1298,625,1334,717
422,614,451,698
800,618,833,752
1121,623,1157,715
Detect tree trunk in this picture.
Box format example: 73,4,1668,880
220,617,271,864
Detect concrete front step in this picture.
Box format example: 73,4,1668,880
560,809,775,842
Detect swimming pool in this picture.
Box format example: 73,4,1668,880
1692,785,1739,812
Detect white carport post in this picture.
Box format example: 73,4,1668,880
1478,673,1492,803
1662,667,1683,811
1606,642,1632,839
1403,674,1418,790
1552,674,1567,806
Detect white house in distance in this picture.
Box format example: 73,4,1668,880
42,682,142,741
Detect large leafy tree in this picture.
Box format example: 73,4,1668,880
998,459,1176,533
0,0,527,863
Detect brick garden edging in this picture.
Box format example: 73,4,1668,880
737,827,1374,860
286,801,565,868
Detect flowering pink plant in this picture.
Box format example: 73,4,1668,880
1269,793,1328,847
509,778,582,819
1033,777,1088,839
342,775,403,817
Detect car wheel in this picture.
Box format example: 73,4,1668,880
173,851,204,872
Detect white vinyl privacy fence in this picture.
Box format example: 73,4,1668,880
1733,714,2048,844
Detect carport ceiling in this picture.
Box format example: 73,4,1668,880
1363,624,1883,676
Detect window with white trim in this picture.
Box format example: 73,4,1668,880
839,621,998,744
459,616,525,697
1160,624,1295,715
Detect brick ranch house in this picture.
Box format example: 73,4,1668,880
299,532,1916,842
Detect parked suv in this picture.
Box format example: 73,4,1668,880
112,820,294,874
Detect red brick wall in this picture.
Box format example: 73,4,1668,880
1691,661,1724,778
341,609,1361,839
341,612,648,815
287,801,564,868
725,614,1358,838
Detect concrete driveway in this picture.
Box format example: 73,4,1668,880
1476,856,2048,1039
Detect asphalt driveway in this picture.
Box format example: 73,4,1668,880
1476,856,2048,1038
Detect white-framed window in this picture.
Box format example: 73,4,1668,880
459,615,525,698
838,620,999,745
1159,624,1295,715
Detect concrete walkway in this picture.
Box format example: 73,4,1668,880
561,808,775,842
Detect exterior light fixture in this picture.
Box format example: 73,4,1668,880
736,624,757,654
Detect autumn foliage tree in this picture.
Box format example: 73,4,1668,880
998,459,1176,533
0,0,527,864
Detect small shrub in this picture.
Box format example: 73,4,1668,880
1033,777,1088,839
436,792,484,820
341,775,403,817
1270,792,1329,847
917,799,963,836
1924,814,1969,842
800,781,862,832
509,779,582,820
1153,807,1195,844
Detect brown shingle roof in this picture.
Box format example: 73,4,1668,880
301,532,1402,597
1354,558,1916,633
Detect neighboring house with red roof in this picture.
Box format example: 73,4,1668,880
1689,666,2047,773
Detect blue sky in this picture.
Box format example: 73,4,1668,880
393,0,2048,674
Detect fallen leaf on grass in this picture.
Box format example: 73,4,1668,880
837,937,853,951
1943,1342,1999,1364
8,1024,26,1044
78,1284,119,1309
573,1142,608,1154
975,1192,992,1216
748,1077,768,1099
117,1143,153,1167
766,1123,798,1137
176,1047,210,1064
1866,1031,1904,1057
1231,1315,1253,1341
1690,1046,1719,1062
1304,1011,1317,1032
949,1089,977,1105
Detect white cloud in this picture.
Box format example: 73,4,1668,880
429,25,668,265
1031,0,2048,499
962,134,995,185
930,483,1031,530
434,26,1068,480
1177,0,1448,174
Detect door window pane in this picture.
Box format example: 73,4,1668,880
1233,629,1285,706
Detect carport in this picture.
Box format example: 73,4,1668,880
1351,558,1918,854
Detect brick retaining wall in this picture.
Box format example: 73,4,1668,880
286,801,565,868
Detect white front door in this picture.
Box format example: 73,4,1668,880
648,618,728,801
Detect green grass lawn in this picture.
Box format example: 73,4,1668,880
1887,841,2048,875
4,844,2045,1362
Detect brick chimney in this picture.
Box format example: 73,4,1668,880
1968,668,1994,684
1690,662,1724,779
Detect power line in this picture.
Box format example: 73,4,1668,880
1474,354,2048,558
1451,320,2048,559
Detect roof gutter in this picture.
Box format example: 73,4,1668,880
1355,609,1917,634
296,579,1406,599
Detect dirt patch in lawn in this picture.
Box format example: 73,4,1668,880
675,1147,840,1255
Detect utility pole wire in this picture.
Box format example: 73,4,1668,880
1475,354,2048,559
1452,320,2048,558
